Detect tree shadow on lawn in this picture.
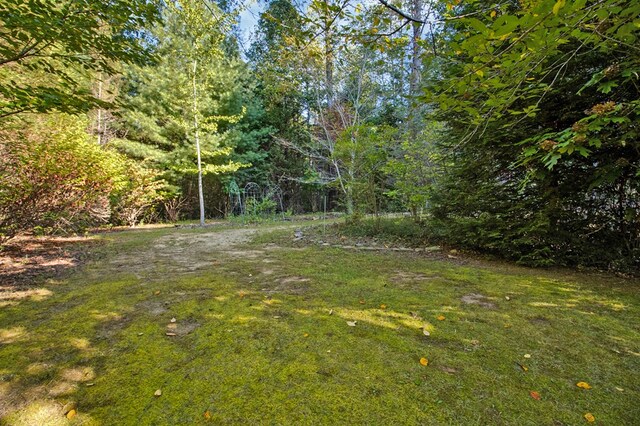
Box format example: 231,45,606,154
0,235,100,309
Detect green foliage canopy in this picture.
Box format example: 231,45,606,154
0,0,159,118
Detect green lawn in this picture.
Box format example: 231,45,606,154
1,223,638,425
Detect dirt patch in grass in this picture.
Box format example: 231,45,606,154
528,315,551,325
95,314,132,341
460,293,497,309
261,276,312,295
137,300,169,316
166,319,200,337
278,276,311,285
224,250,266,259
155,227,257,249
105,227,275,279
388,270,441,290
391,271,436,283
439,366,459,375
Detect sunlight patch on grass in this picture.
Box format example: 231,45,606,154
25,363,50,375
529,301,560,307
4,401,67,426
232,315,258,324
0,327,28,344
0,382,10,399
60,367,95,383
0,288,53,303
336,308,405,330
68,338,92,352
47,381,76,397
89,311,122,322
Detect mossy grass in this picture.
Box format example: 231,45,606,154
1,222,638,424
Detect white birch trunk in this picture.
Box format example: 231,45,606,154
192,59,205,226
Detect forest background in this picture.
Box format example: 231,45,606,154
0,0,638,272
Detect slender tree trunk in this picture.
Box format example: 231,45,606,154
324,7,334,107
346,144,356,214
97,76,103,145
408,0,423,142
192,59,205,226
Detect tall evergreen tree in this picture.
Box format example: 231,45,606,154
113,0,246,222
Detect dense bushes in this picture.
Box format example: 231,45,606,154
109,160,166,227
0,115,118,241
420,0,640,273
429,157,640,271
0,114,168,242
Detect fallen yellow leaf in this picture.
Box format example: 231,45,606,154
584,412,595,422
154,389,162,397
66,409,77,419
380,304,387,309
437,315,445,321
577,381,592,389
303,333,309,337
204,410,212,420
420,357,429,366
490,10,496,18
